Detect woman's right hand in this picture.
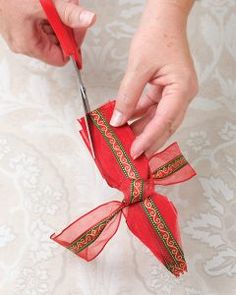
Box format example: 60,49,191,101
0,0,96,66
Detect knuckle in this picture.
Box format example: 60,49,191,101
63,6,70,24
168,120,180,136
7,32,35,55
163,119,179,137
179,69,199,103
9,37,39,57
127,61,154,80
63,4,74,25
9,40,24,54
145,93,158,104
62,2,82,27
164,118,175,136
155,112,179,137
156,113,173,130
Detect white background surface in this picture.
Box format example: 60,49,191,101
0,0,236,294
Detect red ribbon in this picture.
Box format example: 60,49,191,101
51,101,196,277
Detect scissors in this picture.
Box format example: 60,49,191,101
40,0,95,159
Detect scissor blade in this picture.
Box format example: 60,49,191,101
73,60,96,159
80,86,96,159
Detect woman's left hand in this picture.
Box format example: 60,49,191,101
110,0,198,159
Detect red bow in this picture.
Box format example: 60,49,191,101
51,101,196,277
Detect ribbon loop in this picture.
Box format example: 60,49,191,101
51,201,123,261
149,142,196,186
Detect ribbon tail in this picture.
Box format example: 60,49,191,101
149,142,196,186
123,193,187,277
51,201,123,261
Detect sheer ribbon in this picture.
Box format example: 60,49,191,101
51,101,196,277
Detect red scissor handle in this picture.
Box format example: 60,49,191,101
40,0,82,69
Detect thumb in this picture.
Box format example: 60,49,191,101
55,0,96,29
110,70,148,127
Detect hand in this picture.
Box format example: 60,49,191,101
0,0,96,66
110,0,198,159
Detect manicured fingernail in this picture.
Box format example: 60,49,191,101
131,149,144,160
110,110,123,127
80,10,95,26
131,143,144,160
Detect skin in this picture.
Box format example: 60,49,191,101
110,0,198,159
0,0,198,159
0,0,96,65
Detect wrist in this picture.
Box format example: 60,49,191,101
148,0,194,15
138,0,194,36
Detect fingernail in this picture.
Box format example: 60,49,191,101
131,143,144,160
80,10,95,26
110,110,123,127
131,149,144,160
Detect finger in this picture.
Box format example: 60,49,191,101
110,70,148,127
130,105,157,136
35,37,68,66
40,21,60,45
31,23,69,66
48,34,60,45
131,84,162,119
130,88,189,159
42,23,54,35
144,112,184,158
55,0,96,28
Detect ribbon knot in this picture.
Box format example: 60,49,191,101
50,101,196,277
121,177,155,206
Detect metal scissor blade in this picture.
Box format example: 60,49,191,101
80,86,96,159
73,61,96,159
